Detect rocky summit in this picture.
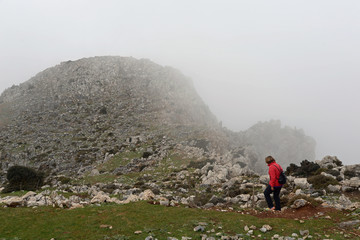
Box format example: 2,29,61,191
0,56,315,180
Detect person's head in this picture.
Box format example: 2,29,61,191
265,156,275,164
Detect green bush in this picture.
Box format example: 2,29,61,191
2,166,44,193
193,192,212,206
285,160,320,177
307,175,338,190
284,194,323,207
57,176,71,184
333,158,343,167
344,170,356,179
325,169,340,177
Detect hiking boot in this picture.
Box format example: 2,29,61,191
264,207,275,211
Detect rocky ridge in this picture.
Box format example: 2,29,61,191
0,56,316,179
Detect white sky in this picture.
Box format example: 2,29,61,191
0,0,359,165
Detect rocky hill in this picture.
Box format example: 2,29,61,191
0,56,315,180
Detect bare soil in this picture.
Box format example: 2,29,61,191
245,205,339,220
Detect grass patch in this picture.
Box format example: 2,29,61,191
0,201,356,240
97,150,143,173
0,190,31,198
307,175,339,189
80,174,118,185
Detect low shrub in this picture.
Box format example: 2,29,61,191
2,165,44,193
333,158,343,167
285,160,320,177
102,183,118,194
286,194,323,207
193,192,212,206
325,169,340,177
57,176,71,184
307,175,339,189
344,170,357,179
224,182,252,198
142,152,152,159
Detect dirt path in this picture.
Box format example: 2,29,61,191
244,205,339,220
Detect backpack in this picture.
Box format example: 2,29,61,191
274,164,287,184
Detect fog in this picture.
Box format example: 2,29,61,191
0,0,359,165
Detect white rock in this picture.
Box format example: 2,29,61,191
121,194,140,204
160,199,169,206
239,194,251,202
327,184,341,192
90,192,110,204
291,199,307,209
90,169,100,176
70,203,84,209
21,191,37,200
259,175,269,184
294,178,310,189
262,225,272,231
343,177,360,188
139,189,155,200
259,227,267,233
2,196,23,207
295,189,304,195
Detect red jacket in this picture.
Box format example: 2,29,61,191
268,161,283,187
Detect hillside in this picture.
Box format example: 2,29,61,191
0,56,315,180
1,56,359,239
0,57,227,176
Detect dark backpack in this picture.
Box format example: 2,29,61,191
274,164,287,184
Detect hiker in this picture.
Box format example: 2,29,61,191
264,155,283,211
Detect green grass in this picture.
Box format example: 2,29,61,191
80,174,119,185
0,201,358,240
0,191,31,198
79,150,197,185
98,151,143,173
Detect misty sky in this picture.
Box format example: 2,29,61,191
0,0,359,165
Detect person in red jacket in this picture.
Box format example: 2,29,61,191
264,155,283,211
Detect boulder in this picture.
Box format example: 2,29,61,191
291,199,307,209
160,199,169,206
321,172,336,179
257,200,268,208
327,184,341,192
262,225,272,232
338,194,352,207
344,164,360,174
121,194,140,204
208,195,225,205
90,192,110,204
259,175,269,184
2,196,23,207
316,156,342,169
139,189,155,200
239,194,251,202
90,169,100,176
21,191,37,200
343,177,360,188
294,178,310,189
70,203,84,209
339,220,360,228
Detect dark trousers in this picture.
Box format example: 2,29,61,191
264,185,282,210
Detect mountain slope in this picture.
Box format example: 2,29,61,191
0,56,225,175
0,56,316,178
